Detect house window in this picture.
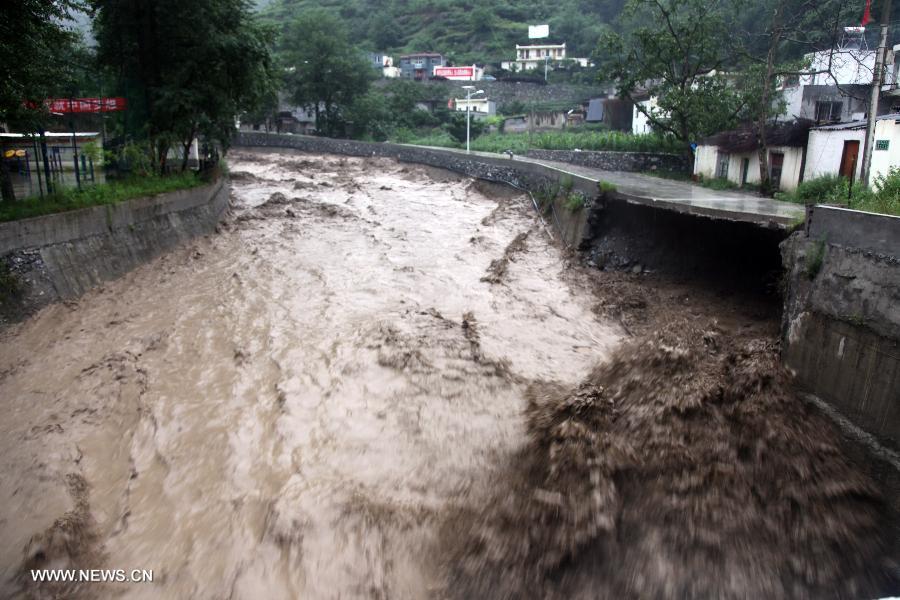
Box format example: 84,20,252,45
716,152,730,179
741,157,750,185
815,101,843,123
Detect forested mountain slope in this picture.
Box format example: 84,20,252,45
260,0,624,64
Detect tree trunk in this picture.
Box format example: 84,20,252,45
0,161,16,203
157,140,169,175
181,127,195,172
181,141,192,172
756,2,784,196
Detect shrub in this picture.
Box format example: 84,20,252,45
598,181,617,193
777,175,878,209
565,190,586,211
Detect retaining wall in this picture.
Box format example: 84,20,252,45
1,178,229,321
781,205,900,449
523,149,690,174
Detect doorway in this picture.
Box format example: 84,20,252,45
770,152,785,191
839,140,860,181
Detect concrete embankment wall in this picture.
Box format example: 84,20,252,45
781,205,900,565
781,206,900,449
0,178,229,321
234,132,599,248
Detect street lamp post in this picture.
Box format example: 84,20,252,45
461,85,484,154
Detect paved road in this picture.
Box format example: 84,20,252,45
440,147,806,227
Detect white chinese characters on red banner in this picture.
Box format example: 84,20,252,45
45,97,127,113
433,67,474,78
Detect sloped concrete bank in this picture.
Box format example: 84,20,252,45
0,178,229,321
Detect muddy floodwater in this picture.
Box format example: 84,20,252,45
0,150,618,598
1,149,895,600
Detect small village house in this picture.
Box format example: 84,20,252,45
367,53,400,78
0,132,102,172
804,114,900,184
693,121,812,191
399,53,445,81
632,95,659,135
778,28,898,125
452,97,496,118
500,41,591,73
585,97,634,132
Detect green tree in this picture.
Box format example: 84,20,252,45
0,0,83,202
597,0,748,156
733,0,859,193
445,112,485,144
91,0,276,172
281,10,372,137
367,10,402,50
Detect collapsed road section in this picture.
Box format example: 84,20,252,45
0,149,896,599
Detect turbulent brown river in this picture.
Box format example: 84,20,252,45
0,149,895,599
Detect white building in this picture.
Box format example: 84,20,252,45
804,114,900,184
453,97,496,117
433,65,483,81
778,28,897,124
500,42,591,72
383,66,401,78
632,96,660,135
693,121,812,191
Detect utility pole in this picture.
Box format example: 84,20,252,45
462,85,483,154
860,0,892,187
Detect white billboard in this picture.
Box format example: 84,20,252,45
528,24,549,39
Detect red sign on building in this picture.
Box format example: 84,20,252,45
45,97,128,113
433,66,475,79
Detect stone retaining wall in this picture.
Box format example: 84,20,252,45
372,79,601,110
1,178,229,321
781,205,900,449
523,149,690,174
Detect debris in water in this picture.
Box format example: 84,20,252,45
439,320,896,599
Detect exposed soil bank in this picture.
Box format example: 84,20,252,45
0,149,894,599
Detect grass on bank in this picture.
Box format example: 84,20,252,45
776,170,900,217
0,171,207,223
395,128,683,155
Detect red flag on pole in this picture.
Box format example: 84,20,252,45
861,0,872,26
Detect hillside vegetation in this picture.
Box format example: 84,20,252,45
260,0,623,64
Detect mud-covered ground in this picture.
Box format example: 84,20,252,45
0,148,895,599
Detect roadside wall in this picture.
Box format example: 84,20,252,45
233,132,597,248
372,79,601,111
781,205,900,449
524,149,689,174
1,178,229,321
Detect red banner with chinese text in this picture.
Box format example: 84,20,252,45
45,97,127,113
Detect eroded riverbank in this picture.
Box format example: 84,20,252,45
0,149,894,599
